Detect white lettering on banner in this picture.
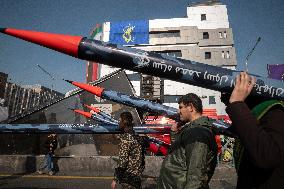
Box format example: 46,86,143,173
175,66,201,77
230,78,235,87
276,88,284,97
153,61,172,72
59,124,85,128
134,52,150,68
133,54,284,98
203,71,229,85
254,83,284,97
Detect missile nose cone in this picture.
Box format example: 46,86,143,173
66,81,104,97
0,28,6,33
84,104,100,113
63,79,73,84
73,109,92,118
0,28,82,57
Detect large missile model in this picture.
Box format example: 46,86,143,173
0,122,167,155
72,108,172,133
66,80,177,118
84,104,119,124
65,80,233,135
0,123,169,134
72,108,118,125
0,28,283,100
74,104,171,154
75,107,172,142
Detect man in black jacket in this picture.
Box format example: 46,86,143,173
224,72,284,189
37,134,57,175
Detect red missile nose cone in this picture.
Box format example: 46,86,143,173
73,109,92,118
66,80,104,97
84,104,100,113
1,28,82,57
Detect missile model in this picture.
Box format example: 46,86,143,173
72,108,171,133
65,80,233,136
84,104,119,123
66,80,177,118
0,28,283,100
0,123,169,134
72,108,118,125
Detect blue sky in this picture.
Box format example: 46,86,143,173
0,0,283,93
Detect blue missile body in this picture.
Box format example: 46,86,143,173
0,124,169,134
66,80,178,118
72,109,118,125
84,104,119,124
67,80,232,132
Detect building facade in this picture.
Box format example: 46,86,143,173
0,72,8,100
89,1,237,115
3,82,64,120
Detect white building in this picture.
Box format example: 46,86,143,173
91,1,236,115
4,83,64,119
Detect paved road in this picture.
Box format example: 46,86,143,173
0,163,236,189
0,174,156,189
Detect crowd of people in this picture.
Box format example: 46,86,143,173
34,72,284,189
111,72,284,189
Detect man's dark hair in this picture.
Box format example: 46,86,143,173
178,93,203,113
120,111,134,132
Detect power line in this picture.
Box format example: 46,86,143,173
245,37,261,72
36,64,55,91
36,64,55,80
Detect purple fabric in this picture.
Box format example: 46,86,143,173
267,64,284,80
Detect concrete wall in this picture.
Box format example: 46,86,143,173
0,155,237,188
0,155,163,177
186,4,229,29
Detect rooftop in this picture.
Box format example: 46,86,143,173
188,0,222,7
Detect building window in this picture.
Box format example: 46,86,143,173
201,14,206,21
149,30,180,38
163,95,183,103
209,96,216,105
158,50,182,58
219,31,227,39
226,51,230,59
224,31,227,38
203,32,209,39
219,32,223,38
222,51,230,59
205,52,211,59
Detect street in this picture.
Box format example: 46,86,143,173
0,164,236,189
0,174,156,189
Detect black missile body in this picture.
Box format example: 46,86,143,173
78,39,284,100
0,28,283,100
